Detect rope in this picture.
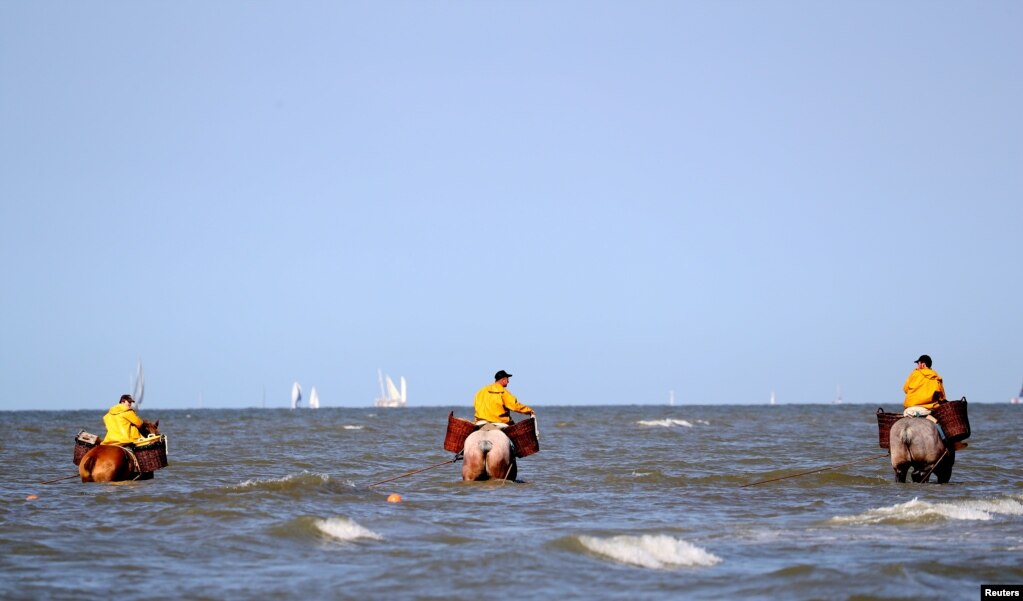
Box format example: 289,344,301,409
917,448,949,484
740,453,890,488
39,474,80,484
368,456,464,489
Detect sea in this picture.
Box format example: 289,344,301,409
1,403,1020,601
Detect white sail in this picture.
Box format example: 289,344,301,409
669,390,675,406
770,390,776,406
291,382,302,409
132,359,145,408
385,377,401,402
375,369,407,407
309,387,320,409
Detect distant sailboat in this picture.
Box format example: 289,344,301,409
291,382,302,409
374,369,407,408
1011,380,1022,404
309,387,320,409
769,390,776,406
131,359,145,408
668,390,675,406
833,385,843,405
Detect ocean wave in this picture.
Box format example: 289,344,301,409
314,517,384,543
342,425,364,430
577,534,721,569
637,418,708,428
233,471,330,491
829,495,1023,525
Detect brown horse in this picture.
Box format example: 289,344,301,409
79,420,161,483
889,417,955,483
461,426,516,481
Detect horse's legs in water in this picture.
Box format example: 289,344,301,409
893,464,909,483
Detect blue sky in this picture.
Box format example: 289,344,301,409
2,2,1020,411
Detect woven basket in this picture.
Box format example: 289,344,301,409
134,436,168,472
73,439,96,466
73,431,99,465
444,412,476,453
931,398,970,442
504,417,540,458
875,408,903,449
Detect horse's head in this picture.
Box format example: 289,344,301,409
141,419,160,437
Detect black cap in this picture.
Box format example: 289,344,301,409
120,394,135,403
494,370,512,381
914,355,932,368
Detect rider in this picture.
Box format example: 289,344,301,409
903,355,946,412
101,394,143,446
474,370,534,426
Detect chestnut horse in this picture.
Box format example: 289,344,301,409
889,417,955,483
461,426,516,481
79,420,161,483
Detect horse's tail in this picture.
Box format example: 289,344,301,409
899,424,916,463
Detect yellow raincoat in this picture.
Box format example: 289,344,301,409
473,383,533,424
903,368,946,410
102,403,143,445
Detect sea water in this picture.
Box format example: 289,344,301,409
1,404,1020,600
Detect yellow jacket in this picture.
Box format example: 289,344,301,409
474,383,533,424
903,368,946,409
102,403,143,445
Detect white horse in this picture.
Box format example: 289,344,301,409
461,426,516,481
889,417,955,483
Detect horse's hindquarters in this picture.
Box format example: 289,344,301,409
889,418,954,483
461,430,516,481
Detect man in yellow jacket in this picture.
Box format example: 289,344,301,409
903,355,946,410
474,370,534,425
102,394,143,445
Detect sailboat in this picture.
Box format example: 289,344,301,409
131,359,145,408
833,385,843,405
374,369,407,408
309,387,320,409
1011,380,1022,404
668,390,675,406
291,382,302,409
769,390,776,406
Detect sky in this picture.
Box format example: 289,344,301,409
1,2,1021,411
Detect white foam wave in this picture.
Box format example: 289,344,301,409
638,419,694,428
830,495,1023,525
342,425,364,430
578,534,721,569
315,517,384,542
236,472,328,488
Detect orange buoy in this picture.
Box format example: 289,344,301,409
386,493,402,503
26,494,38,501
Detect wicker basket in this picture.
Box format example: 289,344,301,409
875,408,903,449
504,417,540,458
73,431,99,465
134,436,168,472
931,398,970,442
444,412,476,453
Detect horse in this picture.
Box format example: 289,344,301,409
461,425,517,481
889,416,955,483
79,420,161,483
